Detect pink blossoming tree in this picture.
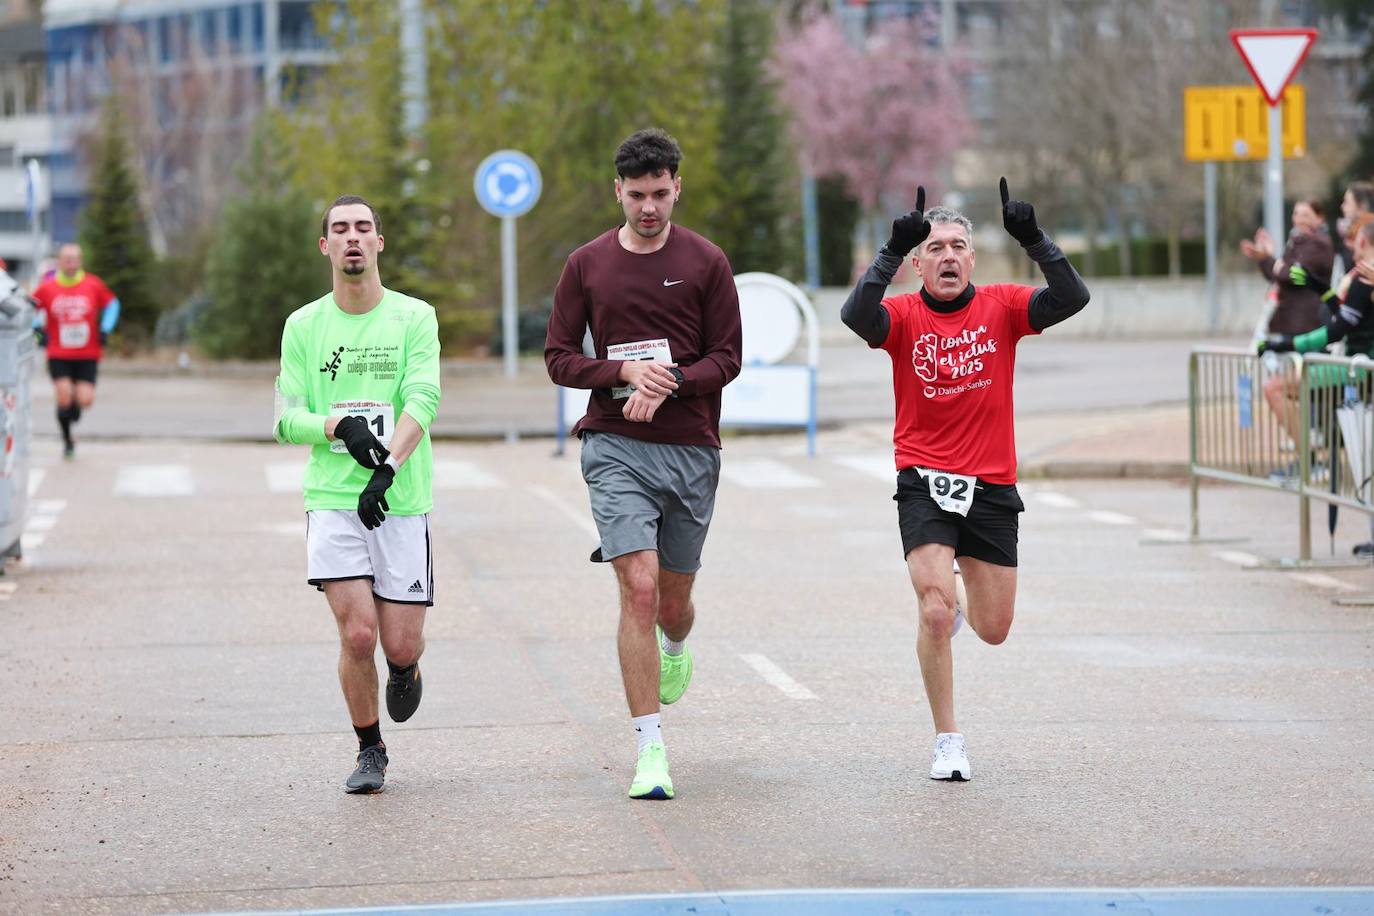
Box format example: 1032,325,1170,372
774,9,972,271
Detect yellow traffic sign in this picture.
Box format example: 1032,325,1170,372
1184,84,1305,162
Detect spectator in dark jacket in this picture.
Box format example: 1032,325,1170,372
1240,199,1334,336
1338,181,1374,269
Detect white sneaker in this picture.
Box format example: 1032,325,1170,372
930,732,971,781
951,562,966,637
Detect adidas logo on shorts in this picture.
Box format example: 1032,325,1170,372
407,580,424,594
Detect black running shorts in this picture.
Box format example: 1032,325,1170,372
47,358,99,384
894,467,1024,567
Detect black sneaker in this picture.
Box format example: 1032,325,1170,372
1354,541,1374,558
62,442,74,460
386,663,423,723
345,745,388,794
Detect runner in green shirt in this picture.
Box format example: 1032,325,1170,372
275,194,441,794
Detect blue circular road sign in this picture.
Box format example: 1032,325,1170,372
474,150,542,218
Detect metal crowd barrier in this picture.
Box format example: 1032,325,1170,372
1190,346,1374,565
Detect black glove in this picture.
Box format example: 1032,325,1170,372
99,331,108,346
357,463,395,530
882,186,931,257
333,415,389,469
1000,177,1042,247
1258,333,1296,355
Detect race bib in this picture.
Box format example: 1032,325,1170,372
329,400,394,454
916,467,977,516
607,337,672,399
58,322,91,349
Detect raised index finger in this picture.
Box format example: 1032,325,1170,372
915,186,925,215
999,176,1009,207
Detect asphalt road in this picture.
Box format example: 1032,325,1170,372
4,428,1373,914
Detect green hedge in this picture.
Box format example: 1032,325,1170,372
1066,237,1207,277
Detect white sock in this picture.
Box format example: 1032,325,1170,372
660,631,685,656
632,713,662,752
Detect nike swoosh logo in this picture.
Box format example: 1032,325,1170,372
662,279,685,287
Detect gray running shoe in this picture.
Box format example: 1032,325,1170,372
386,663,423,723
345,745,388,794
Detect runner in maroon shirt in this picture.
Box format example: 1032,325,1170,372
842,180,1089,782
546,128,742,800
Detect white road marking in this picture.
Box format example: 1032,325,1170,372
20,496,67,561
261,522,305,538
1143,528,1189,542
434,459,507,490
115,465,194,497
1087,510,1136,526
1288,572,1360,592
1214,550,1260,568
27,469,45,497
530,485,598,539
1034,491,1080,509
721,459,820,489
832,454,895,482
740,653,818,700
265,463,304,493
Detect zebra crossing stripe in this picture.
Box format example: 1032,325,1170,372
832,454,894,482
434,459,507,490
266,463,305,493
115,465,194,497
721,459,820,489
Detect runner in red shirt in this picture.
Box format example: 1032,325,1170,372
31,243,119,458
842,180,1089,782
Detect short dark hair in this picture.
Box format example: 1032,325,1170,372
1302,198,1326,220
1349,181,1374,212
614,128,682,180
321,195,381,237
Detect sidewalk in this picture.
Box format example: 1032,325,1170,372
34,337,1200,479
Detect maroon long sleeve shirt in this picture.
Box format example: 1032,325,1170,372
545,225,743,447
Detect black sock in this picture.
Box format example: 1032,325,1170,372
354,720,383,751
386,659,416,679
56,407,72,445
70,403,82,423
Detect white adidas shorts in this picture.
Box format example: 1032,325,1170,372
305,510,433,606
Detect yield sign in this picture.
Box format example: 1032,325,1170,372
1230,28,1318,106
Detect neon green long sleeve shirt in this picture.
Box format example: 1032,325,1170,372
275,288,441,514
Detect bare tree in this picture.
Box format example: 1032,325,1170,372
74,21,260,258
994,0,1275,278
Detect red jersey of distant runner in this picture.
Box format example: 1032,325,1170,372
878,284,1038,484
32,272,115,360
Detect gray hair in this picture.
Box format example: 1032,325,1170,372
923,206,973,247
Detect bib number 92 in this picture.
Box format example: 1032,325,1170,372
916,467,977,516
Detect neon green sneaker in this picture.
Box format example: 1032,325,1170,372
628,742,674,800
657,626,693,705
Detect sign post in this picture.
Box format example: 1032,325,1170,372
1229,28,1318,252
1184,84,1306,333
473,150,542,379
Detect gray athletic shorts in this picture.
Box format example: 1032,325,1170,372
579,430,722,574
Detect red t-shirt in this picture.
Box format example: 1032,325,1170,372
879,284,1038,484
33,272,115,360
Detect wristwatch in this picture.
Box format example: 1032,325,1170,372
668,367,685,398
